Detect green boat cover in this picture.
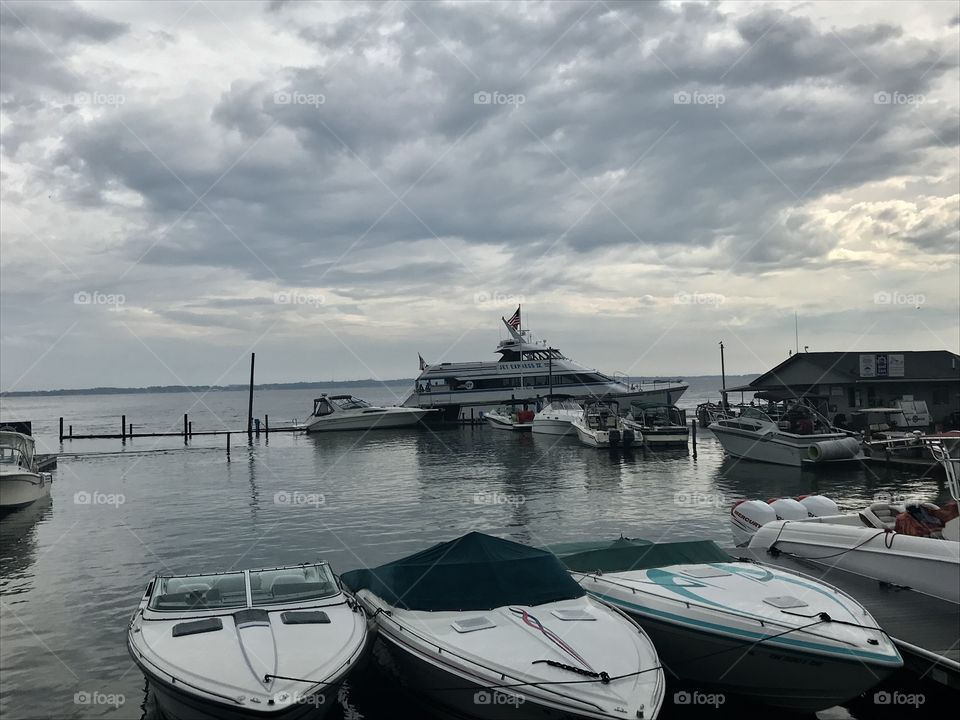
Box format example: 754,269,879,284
557,538,734,574
340,532,585,611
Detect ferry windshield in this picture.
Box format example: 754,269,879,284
251,564,338,605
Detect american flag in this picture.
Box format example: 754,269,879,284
505,306,521,330
418,354,428,371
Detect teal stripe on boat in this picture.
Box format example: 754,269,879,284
589,590,901,665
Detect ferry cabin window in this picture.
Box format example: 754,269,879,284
251,565,338,605
150,572,248,611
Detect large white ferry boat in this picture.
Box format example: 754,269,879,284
401,311,687,423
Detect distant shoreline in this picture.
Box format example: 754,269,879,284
0,375,759,398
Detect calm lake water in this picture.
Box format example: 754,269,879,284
0,387,952,719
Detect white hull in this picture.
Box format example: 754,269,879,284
709,425,861,467
531,417,576,436
575,425,612,448
306,408,428,433
0,471,51,511
748,519,960,604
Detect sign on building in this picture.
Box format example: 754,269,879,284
859,354,876,377
888,354,905,377
859,353,905,378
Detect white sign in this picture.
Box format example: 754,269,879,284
888,354,905,377
859,354,876,377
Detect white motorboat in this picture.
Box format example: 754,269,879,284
127,562,370,719
532,397,583,436
483,406,535,431
731,472,960,604
709,401,863,467
402,311,687,422
342,532,665,720
0,430,51,514
305,394,432,433
573,401,639,448
558,538,902,712
624,405,689,446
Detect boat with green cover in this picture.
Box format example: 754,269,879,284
556,537,902,712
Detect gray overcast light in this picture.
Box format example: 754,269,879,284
1,0,958,390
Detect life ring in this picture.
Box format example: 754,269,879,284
911,414,920,424
464,381,474,390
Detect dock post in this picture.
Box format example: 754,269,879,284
691,419,698,458
59,417,64,442
69,425,73,439
264,414,269,435
188,421,193,438
247,353,256,443
254,418,261,437
129,422,133,438
470,408,474,425
183,414,188,442
227,432,231,461
122,415,126,441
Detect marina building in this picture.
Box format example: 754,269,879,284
726,350,960,428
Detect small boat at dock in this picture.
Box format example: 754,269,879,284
532,396,582,436
483,405,534,431
624,405,688,446
127,562,370,719
0,430,52,514
342,532,665,720
557,537,902,712
573,401,638,448
305,394,432,432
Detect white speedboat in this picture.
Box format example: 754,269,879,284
305,394,431,432
342,532,665,720
402,312,687,422
128,562,369,719
709,401,863,467
559,538,902,712
484,406,534,431
532,397,583,436
732,476,960,604
0,431,51,514
573,401,638,448
625,405,688,446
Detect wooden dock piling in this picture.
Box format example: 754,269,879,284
227,432,231,460
59,417,64,442
247,352,256,443
691,419,698,458
264,415,269,435
122,415,127,440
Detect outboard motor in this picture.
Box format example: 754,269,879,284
609,429,621,447
730,500,777,547
621,428,635,447
768,498,808,521
797,495,839,518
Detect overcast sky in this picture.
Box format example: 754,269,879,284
1,0,958,390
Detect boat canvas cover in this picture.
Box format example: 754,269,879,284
340,532,585,611
558,538,734,574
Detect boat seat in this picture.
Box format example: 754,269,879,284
167,580,211,594
859,503,901,530
215,575,246,595
269,575,303,593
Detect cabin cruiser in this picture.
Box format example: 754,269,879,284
731,448,960,605
573,401,638,448
342,532,665,720
532,396,583,436
305,394,432,432
709,401,862,467
127,562,369,719
483,405,534,431
624,405,688,446
557,538,902,712
0,431,51,513
402,313,687,423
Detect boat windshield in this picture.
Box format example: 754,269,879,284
636,406,684,426
331,396,371,410
740,407,773,422
149,572,248,611
0,447,27,467
250,564,338,605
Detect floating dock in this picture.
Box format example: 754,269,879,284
738,548,960,691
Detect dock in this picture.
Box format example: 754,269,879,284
738,548,960,690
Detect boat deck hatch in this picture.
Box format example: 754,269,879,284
451,617,496,633
679,566,731,578
763,596,809,609
172,618,223,637
280,611,330,625
234,608,271,627
550,609,596,621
